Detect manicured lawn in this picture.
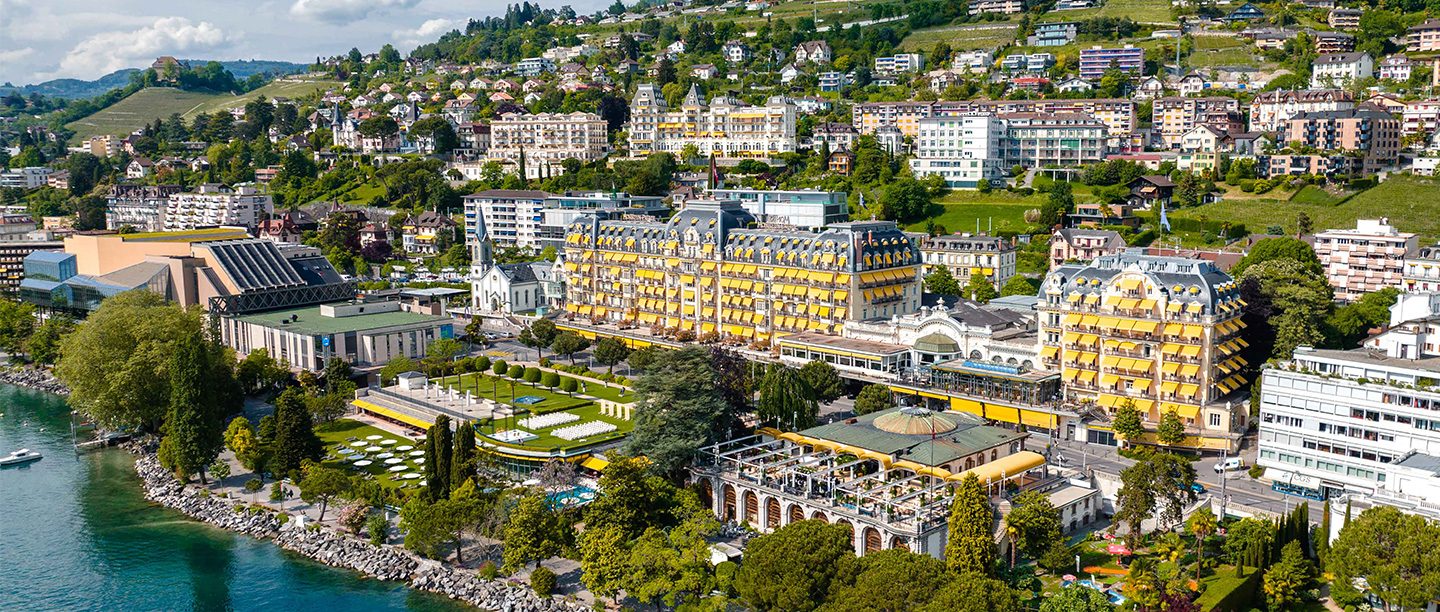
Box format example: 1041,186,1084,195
315,419,427,490
579,381,636,404
439,373,594,413
1195,565,1263,611
473,401,632,452
1288,185,1349,206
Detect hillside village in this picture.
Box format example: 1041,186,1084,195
8,0,1440,610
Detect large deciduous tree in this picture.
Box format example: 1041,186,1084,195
626,347,734,475
798,360,844,404
1329,505,1440,610
757,363,818,430
1113,451,1197,543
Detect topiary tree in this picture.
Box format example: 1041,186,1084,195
474,355,491,373
492,359,508,376
507,364,523,378
541,372,560,388
523,366,542,384
530,566,557,596
559,377,578,394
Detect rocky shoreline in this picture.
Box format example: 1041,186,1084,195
130,450,580,612
0,367,69,395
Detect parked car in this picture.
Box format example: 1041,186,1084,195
1214,457,1246,473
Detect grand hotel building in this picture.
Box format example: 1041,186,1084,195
559,200,920,345
1039,251,1251,450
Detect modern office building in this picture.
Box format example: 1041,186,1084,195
1314,218,1418,302
0,241,64,293
560,200,921,345
1039,251,1251,451
486,111,609,180
1078,45,1144,80
919,233,1016,290
706,189,849,229
628,84,797,161
164,184,271,231
221,300,455,370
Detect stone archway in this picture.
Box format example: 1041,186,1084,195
811,510,829,522
698,479,714,511
743,490,759,525
789,504,805,525
723,484,736,521
863,527,882,553
765,497,781,531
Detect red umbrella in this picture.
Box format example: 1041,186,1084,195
1106,543,1132,556
1103,532,1116,540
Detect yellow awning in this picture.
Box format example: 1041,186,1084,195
1021,410,1057,429
1132,320,1159,334
353,399,433,430
581,456,611,471
946,451,1045,484
1041,345,1059,358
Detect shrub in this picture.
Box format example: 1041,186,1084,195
1248,464,1265,479
539,357,552,367
541,372,560,388
559,378,578,393
530,566,557,596
523,367,542,383
367,513,389,546
477,560,499,580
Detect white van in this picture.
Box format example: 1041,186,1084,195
1213,457,1245,473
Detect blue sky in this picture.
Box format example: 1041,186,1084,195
0,0,611,85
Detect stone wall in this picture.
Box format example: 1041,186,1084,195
131,452,580,612
0,367,69,395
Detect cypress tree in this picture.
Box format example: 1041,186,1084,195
451,421,476,491
1317,499,1331,565
423,423,441,500
435,414,452,496
270,387,321,478
156,331,224,483
945,474,997,576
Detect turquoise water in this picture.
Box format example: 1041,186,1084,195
0,384,473,611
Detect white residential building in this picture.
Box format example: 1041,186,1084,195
953,50,994,74
486,112,609,180
1314,218,1419,302
0,167,53,190
515,57,556,76
1249,89,1355,132
908,115,1009,189
1310,52,1374,88
919,233,1017,290
628,84,797,160
875,53,924,74
164,184,271,231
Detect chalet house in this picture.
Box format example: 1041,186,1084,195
1127,175,1175,209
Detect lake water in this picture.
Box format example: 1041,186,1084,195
0,384,472,611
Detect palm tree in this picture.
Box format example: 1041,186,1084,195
1186,508,1218,581
1004,522,1021,568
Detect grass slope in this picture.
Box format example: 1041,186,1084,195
65,79,339,140
65,88,220,140
1036,0,1178,24
1169,175,1440,241
909,190,1041,234
901,23,1019,52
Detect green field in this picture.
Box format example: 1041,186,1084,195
1187,36,1262,68
1169,176,1440,241
1037,0,1178,24
900,24,1018,52
909,190,1042,234
65,79,339,140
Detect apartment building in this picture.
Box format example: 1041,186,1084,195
853,99,1135,138
560,200,921,344
515,57,556,76
1028,22,1078,47
463,189,666,251
920,233,1016,289
1314,32,1356,55
1314,219,1418,301
1078,45,1144,81
1249,89,1355,132
1001,53,1056,74
706,188,849,229
1039,251,1251,451
1310,52,1374,88
1328,8,1362,29
1402,244,1440,293
628,84,797,161
1152,97,1243,148
1051,228,1127,267
0,167,52,190
106,184,183,232
874,53,924,74
969,0,1025,13
1407,19,1440,52
1282,106,1401,173
1379,55,1416,82
908,116,1009,189
1402,99,1440,135
487,111,609,180
1257,304,1440,500
1001,113,1108,167
164,184,271,231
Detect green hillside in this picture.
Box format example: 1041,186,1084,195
1168,175,1440,242
65,79,340,141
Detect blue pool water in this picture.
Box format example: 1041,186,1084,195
1061,578,1128,605
545,485,597,510
513,396,545,405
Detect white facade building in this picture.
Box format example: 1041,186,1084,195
908,115,1008,189
487,112,609,180
164,184,271,231
1310,52,1374,88
628,84,797,160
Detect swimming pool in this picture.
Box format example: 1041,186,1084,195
546,485,598,510
1061,578,1128,605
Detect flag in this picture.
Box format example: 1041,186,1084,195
1159,197,1171,233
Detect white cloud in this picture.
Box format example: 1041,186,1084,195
392,18,461,49
42,17,235,80
0,48,36,67
289,0,421,25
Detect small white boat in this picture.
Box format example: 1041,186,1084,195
1,448,42,466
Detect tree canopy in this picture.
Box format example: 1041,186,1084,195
736,520,855,612
626,347,735,475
